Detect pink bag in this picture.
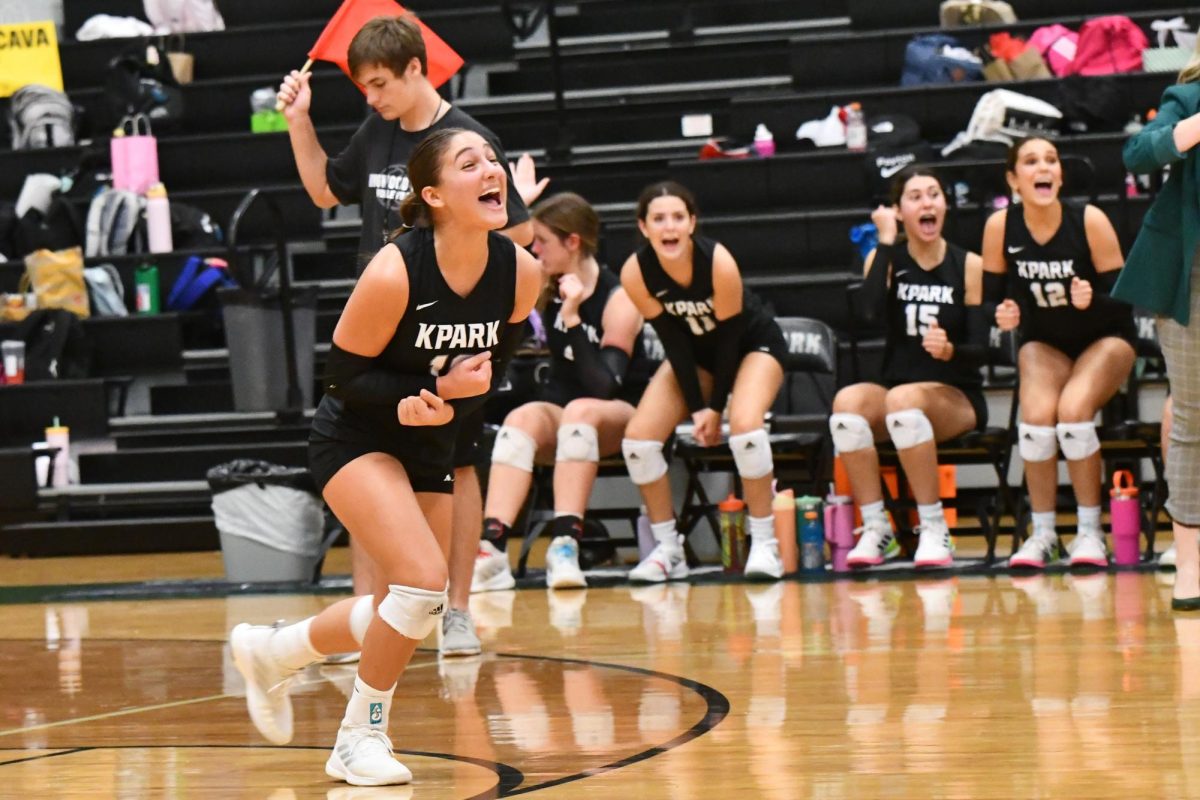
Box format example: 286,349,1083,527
1028,24,1078,76
1066,16,1148,76
110,114,159,194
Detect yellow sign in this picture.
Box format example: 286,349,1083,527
0,20,64,97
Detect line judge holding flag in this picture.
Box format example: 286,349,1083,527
277,1,548,657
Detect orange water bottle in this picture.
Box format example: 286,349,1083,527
718,494,747,573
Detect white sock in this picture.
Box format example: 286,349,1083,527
1077,505,1101,532
917,502,945,528
343,675,396,730
860,500,887,528
650,519,679,548
748,514,775,542
269,617,322,671
1032,511,1056,539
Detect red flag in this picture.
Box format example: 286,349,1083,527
308,0,464,90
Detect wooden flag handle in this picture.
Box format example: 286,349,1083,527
274,58,314,112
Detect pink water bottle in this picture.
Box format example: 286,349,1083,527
1110,470,1141,566
824,494,855,572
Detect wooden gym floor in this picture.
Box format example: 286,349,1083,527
0,552,1197,798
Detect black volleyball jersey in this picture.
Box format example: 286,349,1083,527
544,266,647,403
1004,201,1131,345
882,242,981,388
312,226,516,468
635,235,770,363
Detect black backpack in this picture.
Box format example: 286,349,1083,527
105,42,184,127
17,309,93,381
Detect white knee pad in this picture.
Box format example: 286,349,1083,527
492,425,537,472
1057,421,1100,461
348,594,374,645
829,412,874,454
622,438,669,485
729,428,774,480
1018,423,1058,462
556,423,600,463
376,583,447,641
885,409,935,451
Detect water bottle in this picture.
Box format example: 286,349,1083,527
717,494,747,573
796,495,825,572
844,103,867,152
753,123,776,158
1110,470,1141,566
145,183,172,254
824,494,855,572
135,263,160,314
772,489,798,574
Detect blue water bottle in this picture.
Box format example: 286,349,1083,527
799,508,826,573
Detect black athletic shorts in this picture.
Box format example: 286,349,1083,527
694,315,789,374
308,435,456,495
1022,320,1137,362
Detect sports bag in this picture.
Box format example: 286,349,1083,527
1066,16,1148,76
1028,24,1079,77
901,33,983,86
941,89,1062,156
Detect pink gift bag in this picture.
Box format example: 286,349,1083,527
110,114,159,194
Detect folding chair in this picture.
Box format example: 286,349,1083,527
675,316,838,537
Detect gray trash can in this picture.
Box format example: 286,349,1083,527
219,286,317,412
207,459,333,582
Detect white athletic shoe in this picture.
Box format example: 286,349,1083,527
846,519,900,568
325,724,412,786
629,537,688,583
744,537,784,580
1008,532,1061,569
472,540,516,593
1160,542,1178,567
1068,528,1108,568
229,623,300,745
546,536,588,589
913,521,955,568
439,609,482,657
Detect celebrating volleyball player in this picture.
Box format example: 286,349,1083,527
619,181,788,582
985,137,1135,569
832,166,989,569
229,129,539,785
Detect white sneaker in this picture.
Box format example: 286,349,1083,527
325,724,412,786
913,522,954,568
229,623,300,745
1160,542,1177,567
629,537,688,583
472,540,516,593
546,536,588,589
744,537,784,580
1008,531,1061,569
439,609,481,657
846,519,900,568
1068,528,1108,567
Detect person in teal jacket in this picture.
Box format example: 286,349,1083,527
1115,72,1200,610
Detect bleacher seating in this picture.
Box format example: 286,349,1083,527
0,0,1179,559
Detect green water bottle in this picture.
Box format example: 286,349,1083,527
135,263,160,314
